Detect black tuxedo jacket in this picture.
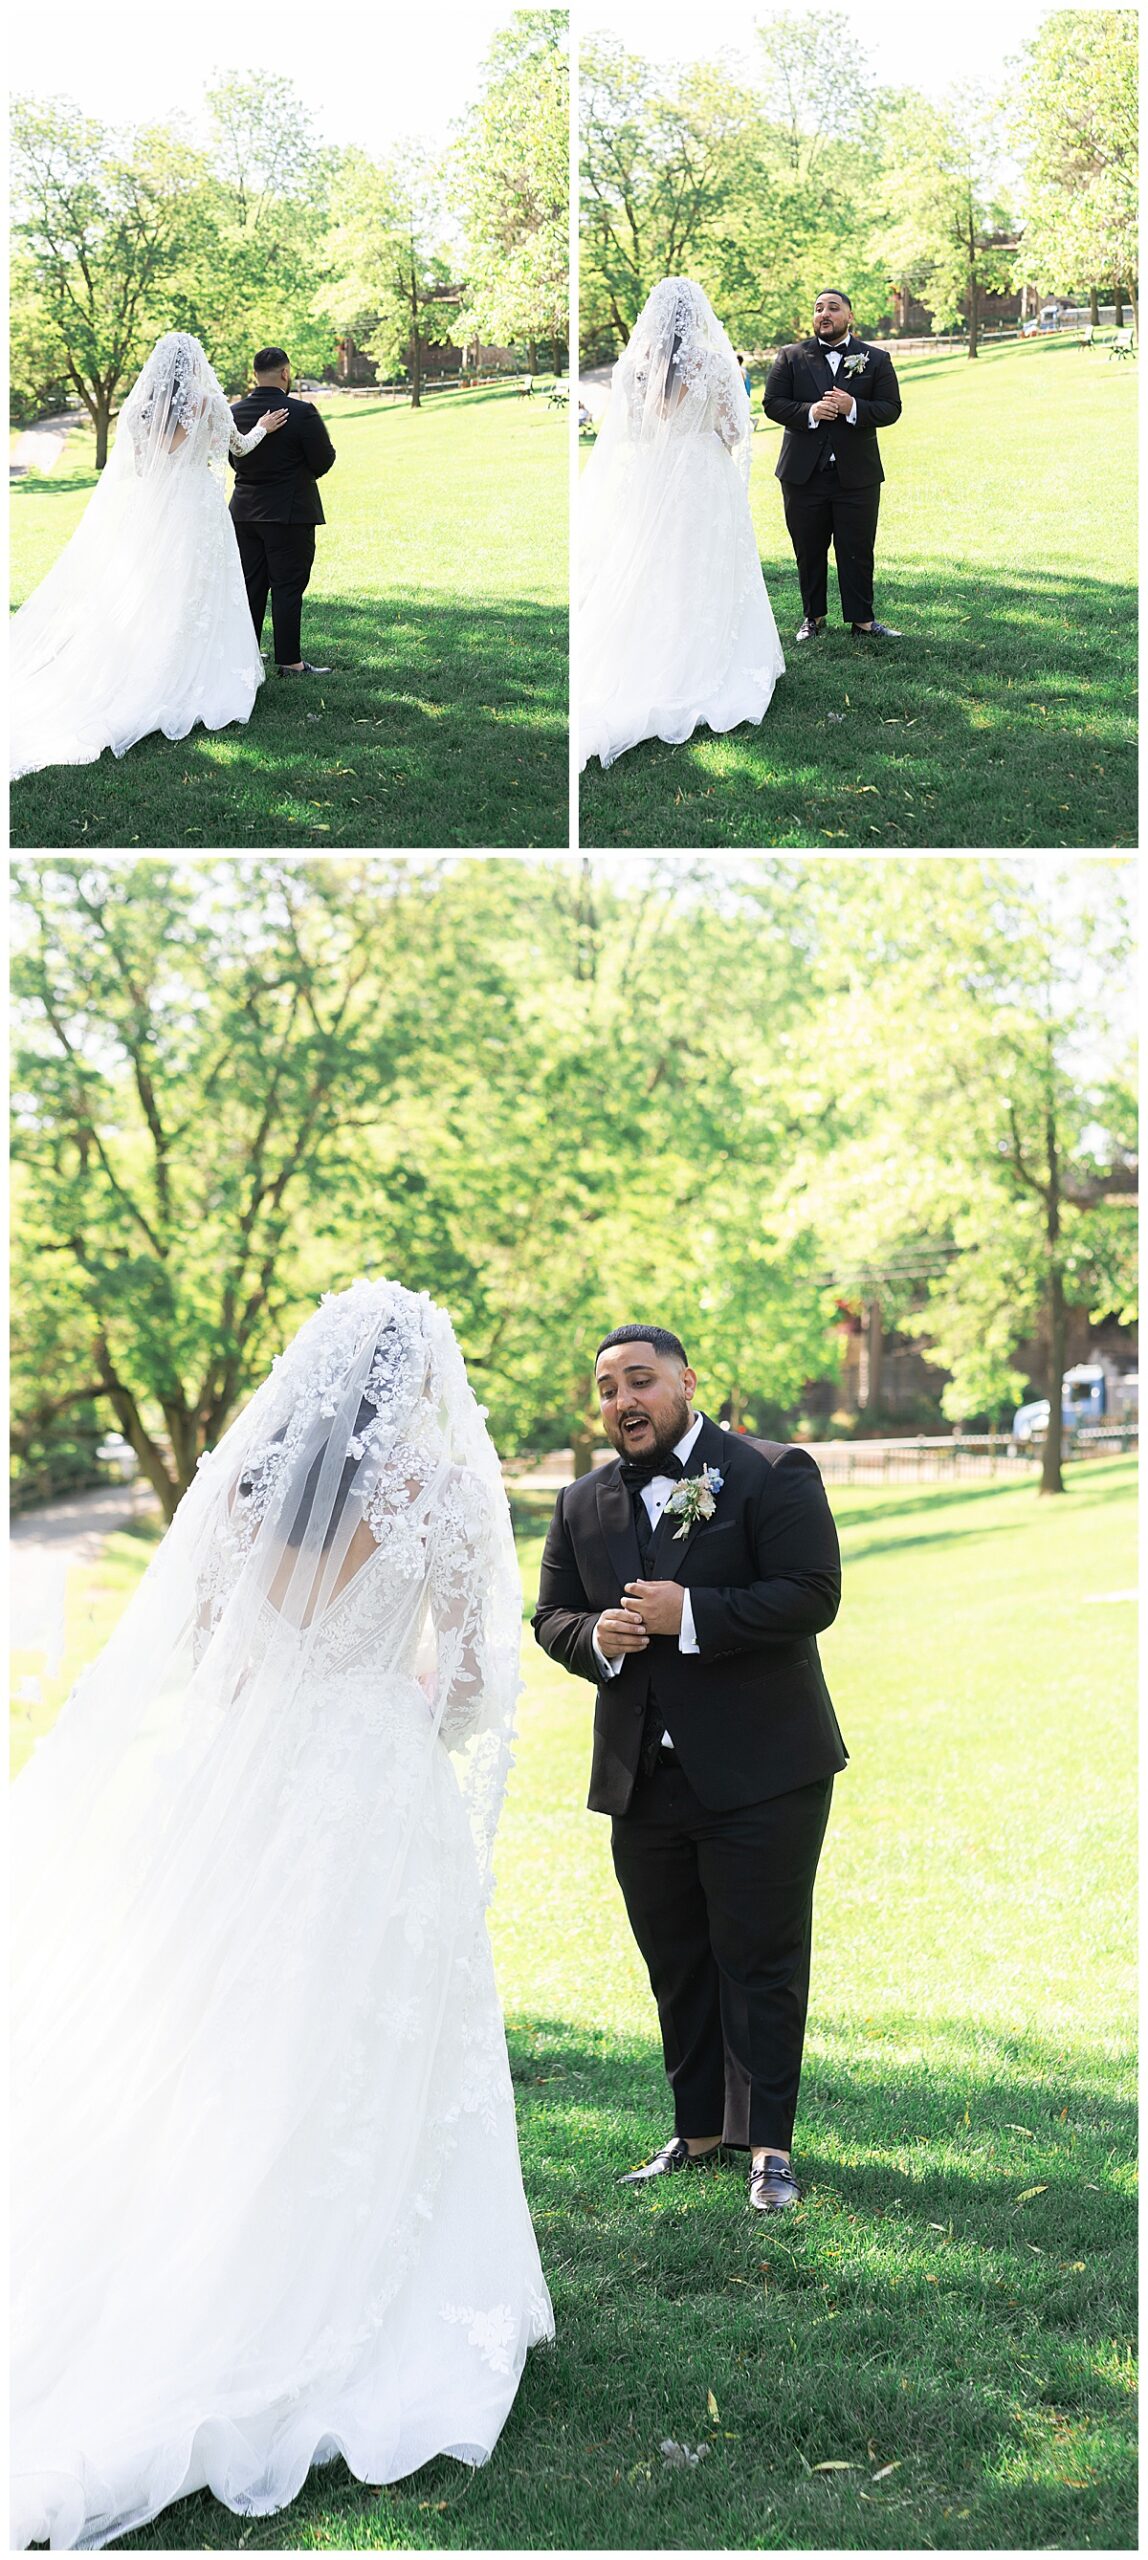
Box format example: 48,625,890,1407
532,1417,847,1817
763,337,901,489
228,390,337,526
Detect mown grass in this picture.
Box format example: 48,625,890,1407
578,336,1137,850
9,385,568,850
12,1458,1136,2548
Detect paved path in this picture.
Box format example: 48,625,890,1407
10,1484,156,1675
578,365,615,421
10,413,79,479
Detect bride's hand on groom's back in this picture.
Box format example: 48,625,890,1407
263,408,290,434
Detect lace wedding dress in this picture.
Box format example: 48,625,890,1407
579,277,785,769
10,333,267,780
11,1280,553,2551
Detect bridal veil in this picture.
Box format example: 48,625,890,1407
12,1278,548,2549
579,276,784,769
10,331,264,779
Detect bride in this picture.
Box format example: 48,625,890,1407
11,1278,553,2551
579,276,785,771
10,331,286,781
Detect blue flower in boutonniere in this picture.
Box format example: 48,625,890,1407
663,1466,724,1539
842,351,868,378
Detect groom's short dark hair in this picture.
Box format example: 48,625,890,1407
815,288,852,307
595,1323,689,1367
253,346,290,375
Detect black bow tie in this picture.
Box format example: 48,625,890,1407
619,1450,688,1490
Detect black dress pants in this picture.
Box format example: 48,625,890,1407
611,1761,833,2151
232,521,316,667
781,465,880,625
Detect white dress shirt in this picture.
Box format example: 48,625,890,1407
593,1413,706,1719
808,334,859,447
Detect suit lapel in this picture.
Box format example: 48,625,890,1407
649,1416,730,1580
596,1464,642,1588
806,336,834,394
808,334,856,396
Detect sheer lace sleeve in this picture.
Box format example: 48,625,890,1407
229,418,269,457
427,1467,498,1748
712,368,743,450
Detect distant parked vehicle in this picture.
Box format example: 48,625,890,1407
96,1433,138,1481
1012,1362,1138,1445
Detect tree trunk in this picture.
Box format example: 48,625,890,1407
1089,284,1100,326
967,256,979,359
1038,1095,1066,1495
410,331,422,408
1039,1261,1067,1495
570,1418,598,1478
1114,283,1124,327
859,1300,883,1410
1127,279,1138,342
528,339,539,375
94,395,111,470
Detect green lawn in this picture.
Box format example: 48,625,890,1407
12,1458,1137,2549
9,385,568,850
579,336,1137,850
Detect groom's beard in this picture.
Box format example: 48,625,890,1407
609,1398,691,1467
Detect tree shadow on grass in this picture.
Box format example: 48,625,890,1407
9,468,101,501
110,2015,1135,2551
9,595,568,851
831,1461,1137,1562
579,562,1136,851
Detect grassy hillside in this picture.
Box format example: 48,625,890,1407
10,384,567,850
579,336,1136,850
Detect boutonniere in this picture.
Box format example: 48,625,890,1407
842,351,868,378
663,1466,724,1539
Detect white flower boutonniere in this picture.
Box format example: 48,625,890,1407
842,351,868,378
663,1466,724,1539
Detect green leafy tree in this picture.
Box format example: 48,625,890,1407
874,86,1017,355
580,19,894,360
805,863,1137,1490
10,99,208,462
316,148,457,405
452,10,569,370
10,858,479,1516
580,43,763,353
188,72,338,385
1013,10,1138,338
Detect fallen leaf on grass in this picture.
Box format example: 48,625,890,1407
871,2462,902,2482
1013,2185,1048,2206
706,2390,720,2421
1006,2123,1036,2138
812,2460,858,2472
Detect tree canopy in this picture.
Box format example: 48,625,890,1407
12,860,1136,1509
452,10,569,363
11,14,571,445
579,9,1139,361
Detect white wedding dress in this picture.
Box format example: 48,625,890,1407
10,332,266,781
579,277,785,770
11,1280,553,2551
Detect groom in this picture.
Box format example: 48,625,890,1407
533,1326,847,2213
763,289,902,643
229,347,337,678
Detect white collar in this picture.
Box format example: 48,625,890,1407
666,1412,705,1471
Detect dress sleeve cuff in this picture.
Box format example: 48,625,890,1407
678,1590,700,1654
